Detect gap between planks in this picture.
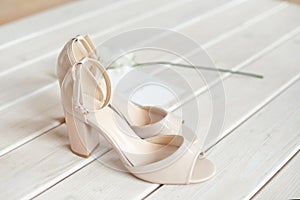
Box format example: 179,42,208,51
251,150,300,199
0,0,298,162
0,0,244,76
36,40,300,198
0,0,263,156
145,53,300,199
1,0,300,198
0,0,288,113
35,17,300,200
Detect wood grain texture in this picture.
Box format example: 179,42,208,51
0,0,247,103
0,0,197,155
0,125,111,200
0,0,299,199
253,152,300,200
37,28,300,200
206,2,300,69
0,0,259,156
0,83,62,156
0,0,257,198
0,0,277,107
37,150,158,200
148,57,300,200
0,0,231,73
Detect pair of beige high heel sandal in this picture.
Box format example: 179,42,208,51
57,35,215,184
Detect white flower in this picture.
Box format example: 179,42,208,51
113,53,137,68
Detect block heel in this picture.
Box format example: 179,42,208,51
65,112,99,158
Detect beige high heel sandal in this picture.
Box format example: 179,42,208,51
57,35,182,138
60,57,215,184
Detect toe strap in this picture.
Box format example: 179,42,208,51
127,139,214,184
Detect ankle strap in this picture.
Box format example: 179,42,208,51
71,57,111,114
72,35,98,59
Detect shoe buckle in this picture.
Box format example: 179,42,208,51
75,104,89,115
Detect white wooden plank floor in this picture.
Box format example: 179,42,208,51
0,0,299,199
253,151,300,200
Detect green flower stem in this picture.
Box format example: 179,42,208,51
132,61,263,79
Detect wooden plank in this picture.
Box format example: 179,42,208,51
0,1,261,198
0,0,279,108
0,82,62,156
0,0,231,73
0,0,124,47
253,151,300,200
141,3,300,119
0,125,112,200
1,1,300,198
130,0,285,64
181,0,282,45
0,0,298,162
0,0,267,154
162,25,300,143
37,150,158,200
25,26,300,200
146,56,300,200
206,2,300,69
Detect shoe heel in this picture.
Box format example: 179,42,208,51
65,112,99,158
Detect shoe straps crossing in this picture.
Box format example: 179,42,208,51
72,35,98,59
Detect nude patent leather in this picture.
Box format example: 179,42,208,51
60,57,215,184
57,35,182,138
